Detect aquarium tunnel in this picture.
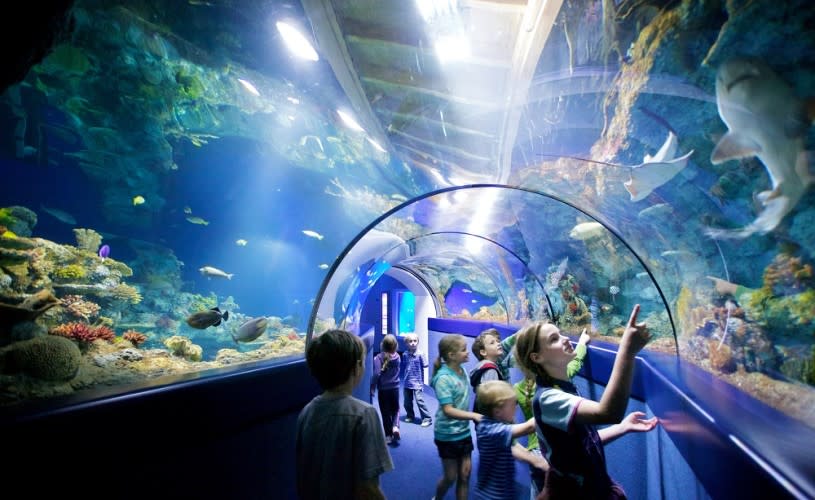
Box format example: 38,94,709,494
1,1,814,499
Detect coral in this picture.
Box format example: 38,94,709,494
122,330,148,347
762,253,814,296
0,206,37,237
0,335,81,381
108,284,142,304
708,340,736,374
106,260,133,278
54,264,86,281
49,321,115,344
61,294,101,320
164,335,202,361
73,228,103,253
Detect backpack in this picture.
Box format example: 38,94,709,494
470,361,500,411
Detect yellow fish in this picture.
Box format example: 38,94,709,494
186,216,209,225
236,239,248,246
1,230,17,239
132,195,145,206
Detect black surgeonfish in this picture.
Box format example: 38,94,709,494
186,307,229,329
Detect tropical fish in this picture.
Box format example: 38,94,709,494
183,206,192,214
132,195,145,206
302,229,324,240
186,216,209,225
232,317,268,343
623,131,694,202
609,285,621,303
705,57,814,239
569,221,605,240
545,257,569,292
235,239,248,246
186,307,229,329
40,205,76,225
98,244,110,258
318,263,329,269
199,266,234,279
1,230,17,239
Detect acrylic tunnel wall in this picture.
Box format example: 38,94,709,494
311,184,815,498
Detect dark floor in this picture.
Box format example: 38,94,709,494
377,387,531,500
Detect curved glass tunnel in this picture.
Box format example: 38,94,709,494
313,186,678,355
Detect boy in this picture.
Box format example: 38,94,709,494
296,329,393,500
470,328,517,410
474,380,549,500
401,332,432,426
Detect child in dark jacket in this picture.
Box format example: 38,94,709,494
371,334,402,444
470,328,517,411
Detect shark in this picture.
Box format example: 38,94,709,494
623,130,694,202
705,56,814,239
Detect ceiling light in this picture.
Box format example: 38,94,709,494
434,35,470,63
276,21,319,61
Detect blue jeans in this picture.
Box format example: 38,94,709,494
403,386,432,421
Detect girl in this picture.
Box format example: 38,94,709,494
513,304,658,499
430,334,482,500
371,334,402,444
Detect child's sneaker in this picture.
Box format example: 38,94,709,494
421,418,432,427
392,426,400,441
385,435,393,445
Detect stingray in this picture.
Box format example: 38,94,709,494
623,131,694,202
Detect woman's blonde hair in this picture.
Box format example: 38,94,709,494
512,321,555,386
433,334,466,373
475,380,516,414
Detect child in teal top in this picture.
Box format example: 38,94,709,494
430,334,482,500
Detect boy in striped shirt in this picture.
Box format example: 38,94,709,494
473,380,548,500
401,333,433,426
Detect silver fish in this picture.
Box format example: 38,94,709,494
199,266,234,280
233,317,268,343
40,205,77,225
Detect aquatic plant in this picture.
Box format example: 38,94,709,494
54,264,86,281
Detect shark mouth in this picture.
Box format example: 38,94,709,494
725,72,758,92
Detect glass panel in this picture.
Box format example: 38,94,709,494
0,0,811,438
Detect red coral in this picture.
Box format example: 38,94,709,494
49,322,115,343
122,330,148,347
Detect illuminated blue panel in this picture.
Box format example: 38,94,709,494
397,291,415,335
